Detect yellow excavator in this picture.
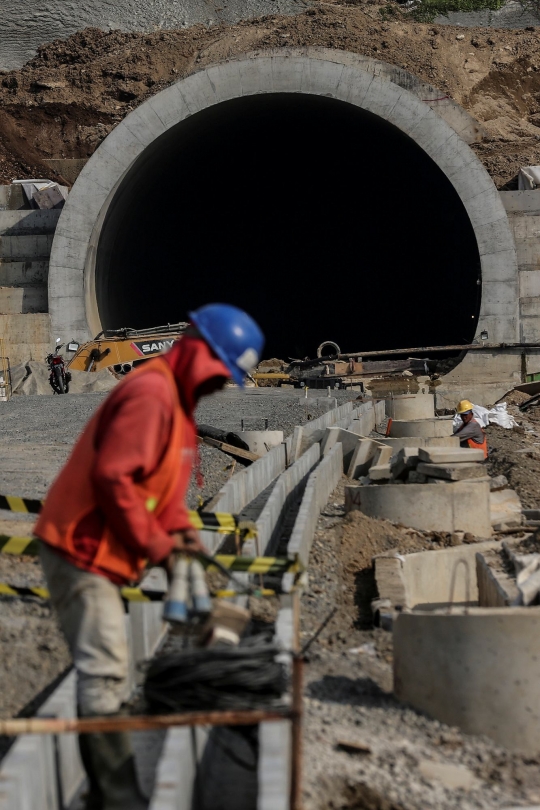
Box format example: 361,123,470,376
67,323,188,374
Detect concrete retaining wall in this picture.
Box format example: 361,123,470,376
0,208,57,362
374,540,498,610
393,607,540,753
212,439,291,516
287,443,344,570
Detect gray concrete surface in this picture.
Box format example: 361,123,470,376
385,394,435,421
0,0,308,71
393,607,540,754
345,480,493,536
389,417,455,439
375,540,499,610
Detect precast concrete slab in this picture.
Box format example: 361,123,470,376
417,446,485,464
345,480,492,536
379,436,460,450
385,394,435,421
393,607,540,753
389,417,455,439
321,425,361,470
490,488,522,527
375,540,498,610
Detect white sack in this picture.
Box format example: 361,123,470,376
452,402,517,431
518,166,540,190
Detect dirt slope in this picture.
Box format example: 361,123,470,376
0,5,539,187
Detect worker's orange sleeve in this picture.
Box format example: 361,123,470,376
90,383,194,564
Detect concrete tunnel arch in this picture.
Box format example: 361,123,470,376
49,48,519,362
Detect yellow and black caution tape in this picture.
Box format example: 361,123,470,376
0,494,42,515
0,533,300,576
202,555,302,576
0,582,277,603
0,491,255,537
0,535,39,555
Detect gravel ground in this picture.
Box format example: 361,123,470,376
301,480,540,809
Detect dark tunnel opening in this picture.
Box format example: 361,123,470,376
96,93,481,360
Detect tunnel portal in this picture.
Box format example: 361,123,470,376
95,93,481,360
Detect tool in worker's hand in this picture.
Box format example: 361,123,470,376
163,554,212,624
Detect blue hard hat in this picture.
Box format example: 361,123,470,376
189,303,264,387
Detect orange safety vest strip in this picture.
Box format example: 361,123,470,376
467,432,488,459
35,357,185,583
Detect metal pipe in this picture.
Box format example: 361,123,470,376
291,342,540,370
0,708,290,737
338,342,540,360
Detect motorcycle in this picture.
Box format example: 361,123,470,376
46,339,72,394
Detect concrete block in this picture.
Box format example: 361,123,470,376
372,445,392,466
321,426,360,471
345,480,492,536
369,464,392,481
476,549,519,607
379,435,460,450
376,540,498,610
385,394,435,421
347,437,381,479
393,607,540,753
239,430,284,456
416,462,487,481
408,470,427,483
490,488,522,528
389,417,455,439
287,443,342,570
418,447,485,464
390,447,420,479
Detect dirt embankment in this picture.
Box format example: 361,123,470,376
1,5,540,187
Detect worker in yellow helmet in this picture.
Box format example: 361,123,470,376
453,400,488,458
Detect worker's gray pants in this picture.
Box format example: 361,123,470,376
39,542,130,716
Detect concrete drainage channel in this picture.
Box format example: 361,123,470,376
2,391,537,807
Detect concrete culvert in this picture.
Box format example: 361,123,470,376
94,93,480,359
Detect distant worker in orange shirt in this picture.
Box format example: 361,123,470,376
453,399,488,458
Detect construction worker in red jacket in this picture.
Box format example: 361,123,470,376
453,399,488,458
35,304,264,810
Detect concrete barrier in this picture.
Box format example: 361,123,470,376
296,401,355,457
287,443,344,570
374,541,498,610
476,548,519,607
385,394,435,421
393,607,540,753
389,417,455,439
345,480,493,536
211,439,291,515
251,442,320,557
258,595,294,810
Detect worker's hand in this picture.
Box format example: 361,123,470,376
170,528,208,556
